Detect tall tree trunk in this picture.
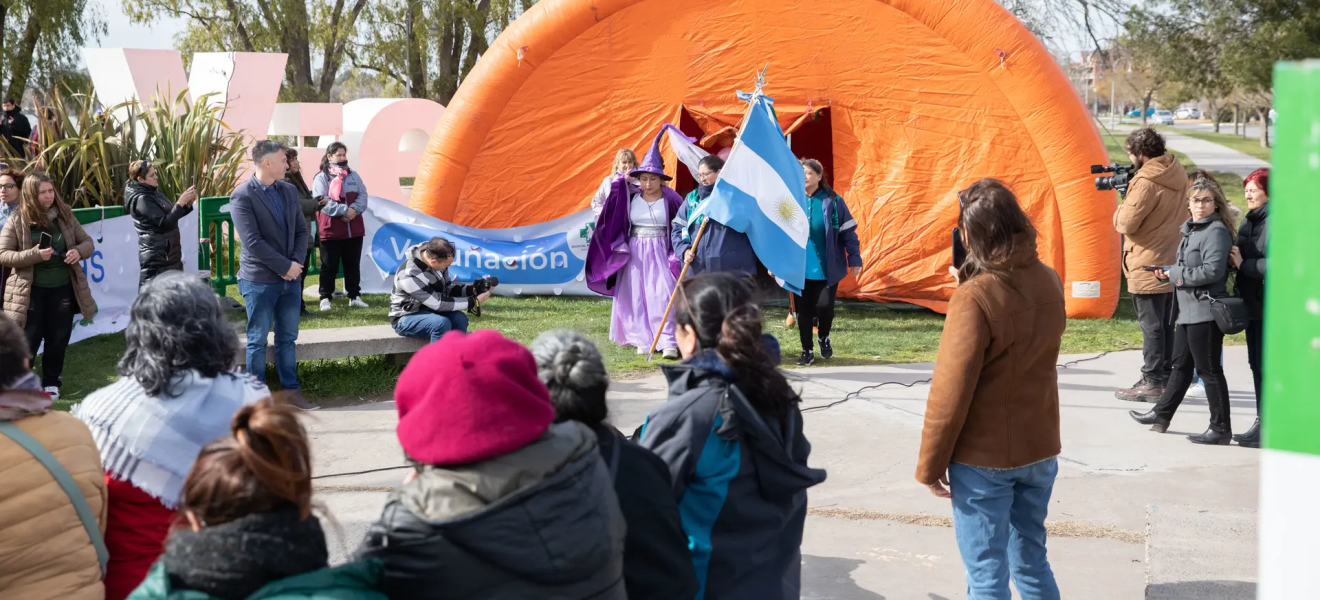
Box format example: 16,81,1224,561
6,12,41,104
405,0,427,98
1233,104,1239,136
1141,93,1152,126
0,5,8,64
461,0,491,77
1257,107,1270,149
318,0,370,100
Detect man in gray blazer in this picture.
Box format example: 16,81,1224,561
230,140,317,409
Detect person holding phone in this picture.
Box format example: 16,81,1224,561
0,172,97,399
1129,173,1236,445
126,160,198,285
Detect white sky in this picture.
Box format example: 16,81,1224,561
92,0,187,51
88,0,1111,62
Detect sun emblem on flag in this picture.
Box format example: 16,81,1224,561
774,196,801,226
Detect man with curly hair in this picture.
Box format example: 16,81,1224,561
1113,127,1189,403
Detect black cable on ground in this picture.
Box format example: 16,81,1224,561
799,346,1140,414
311,465,410,480
311,347,1142,478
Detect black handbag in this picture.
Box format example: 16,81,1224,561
1203,293,1249,335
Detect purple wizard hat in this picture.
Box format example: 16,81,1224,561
628,129,672,181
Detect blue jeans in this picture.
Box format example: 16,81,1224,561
949,458,1060,600
393,311,469,342
239,279,301,389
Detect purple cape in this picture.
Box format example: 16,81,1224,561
585,174,683,296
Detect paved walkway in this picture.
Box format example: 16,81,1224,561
1130,128,1269,177
307,348,1260,599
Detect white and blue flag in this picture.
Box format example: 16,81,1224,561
690,91,809,293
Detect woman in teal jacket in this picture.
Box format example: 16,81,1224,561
128,398,386,600
793,158,863,366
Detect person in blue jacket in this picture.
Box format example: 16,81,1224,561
793,158,863,366
671,155,760,278
639,272,826,600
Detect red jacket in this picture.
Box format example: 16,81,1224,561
103,476,177,600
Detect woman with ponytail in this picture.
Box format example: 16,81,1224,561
311,142,369,311
128,397,386,600
530,330,698,600
638,272,826,600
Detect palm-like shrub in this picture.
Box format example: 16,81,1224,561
4,87,249,208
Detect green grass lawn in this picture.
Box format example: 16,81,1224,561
45,273,1206,408
1155,126,1273,163
45,134,1259,408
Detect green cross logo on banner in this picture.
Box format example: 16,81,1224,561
579,222,596,242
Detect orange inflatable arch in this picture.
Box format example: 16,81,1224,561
411,0,1121,318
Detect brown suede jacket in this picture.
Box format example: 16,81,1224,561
916,237,1066,486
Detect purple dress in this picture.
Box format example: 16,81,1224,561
610,194,678,351
585,174,684,351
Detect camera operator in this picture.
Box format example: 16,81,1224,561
389,237,495,342
1113,127,1188,403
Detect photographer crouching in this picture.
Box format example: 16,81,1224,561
1110,128,1189,403
389,237,497,342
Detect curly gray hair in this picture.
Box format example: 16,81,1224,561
529,329,610,426
118,271,240,397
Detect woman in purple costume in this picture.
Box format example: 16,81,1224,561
585,129,684,359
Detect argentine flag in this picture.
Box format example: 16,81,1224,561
690,92,809,293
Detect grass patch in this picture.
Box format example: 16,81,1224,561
1155,127,1272,163
42,273,1191,405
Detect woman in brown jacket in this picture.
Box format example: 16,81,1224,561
0,172,97,399
0,312,108,600
916,179,1066,600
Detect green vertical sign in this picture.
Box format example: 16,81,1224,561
1263,61,1320,454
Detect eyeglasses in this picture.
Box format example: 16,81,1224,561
697,170,718,181
0,184,15,190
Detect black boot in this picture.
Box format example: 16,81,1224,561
1129,409,1171,433
1187,428,1232,445
796,349,815,366
1234,418,1261,448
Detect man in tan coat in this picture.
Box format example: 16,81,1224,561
1113,128,1188,402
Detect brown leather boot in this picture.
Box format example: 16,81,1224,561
1115,378,1163,402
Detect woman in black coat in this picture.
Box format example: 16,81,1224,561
1230,168,1268,448
126,161,197,285
529,329,699,600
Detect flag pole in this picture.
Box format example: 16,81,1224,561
648,219,711,359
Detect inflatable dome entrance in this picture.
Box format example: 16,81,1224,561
411,0,1120,318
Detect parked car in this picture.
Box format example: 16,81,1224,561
1153,110,1175,125
1175,107,1201,119
1126,108,1155,118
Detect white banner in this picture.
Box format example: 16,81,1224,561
61,197,593,348
68,211,200,345
358,197,597,297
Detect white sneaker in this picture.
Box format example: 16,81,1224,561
319,298,332,312
348,297,370,308
1186,382,1207,399
662,348,680,360
43,386,60,400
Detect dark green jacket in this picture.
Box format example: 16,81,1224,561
127,561,388,600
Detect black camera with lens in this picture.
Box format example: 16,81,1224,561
1092,164,1136,196
467,276,499,316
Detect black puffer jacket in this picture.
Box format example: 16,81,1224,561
1236,203,1267,319
125,180,192,283
356,421,627,600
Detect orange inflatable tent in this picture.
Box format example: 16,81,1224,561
411,0,1121,318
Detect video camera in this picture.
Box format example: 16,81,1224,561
1092,164,1136,196
467,276,499,316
